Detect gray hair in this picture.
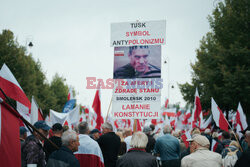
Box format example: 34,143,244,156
130,132,148,149
101,122,113,131
61,130,78,146
78,122,89,134
163,125,172,134
246,130,250,137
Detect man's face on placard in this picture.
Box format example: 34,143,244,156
129,48,149,73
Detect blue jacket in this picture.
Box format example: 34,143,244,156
154,134,180,161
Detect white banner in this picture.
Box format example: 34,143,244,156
111,20,166,46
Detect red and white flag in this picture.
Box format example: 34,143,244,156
192,88,202,128
163,108,176,117
211,98,228,132
236,102,248,131
0,64,30,108
181,130,192,148
0,101,21,167
201,115,212,130
92,89,103,130
211,139,219,152
67,87,74,101
31,96,44,125
75,134,104,167
182,109,191,125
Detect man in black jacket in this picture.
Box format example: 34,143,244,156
97,122,121,167
235,130,250,167
116,131,157,167
47,130,80,167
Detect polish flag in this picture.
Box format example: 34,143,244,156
236,102,248,131
30,96,44,124
163,108,176,117
211,98,228,132
201,115,212,130
0,64,30,108
211,139,219,152
182,109,191,125
75,134,104,167
0,100,21,167
192,88,202,128
67,87,74,101
181,131,192,148
92,89,103,130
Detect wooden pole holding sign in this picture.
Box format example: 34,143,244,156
105,97,112,122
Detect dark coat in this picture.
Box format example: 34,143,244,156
47,146,80,167
146,134,156,153
235,147,250,167
98,132,121,167
44,136,62,161
116,149,157,167
21,135,46,167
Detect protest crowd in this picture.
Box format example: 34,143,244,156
18,120,250,167
0,63,249,167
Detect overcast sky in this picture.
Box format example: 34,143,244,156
0,0,216,115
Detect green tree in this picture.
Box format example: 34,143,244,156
179,0,250,115
0,29,72,116
49,73,69,112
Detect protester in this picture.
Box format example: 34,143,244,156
234,130,250,167
47,130,80,167
221,131,232,148
116,131,157,167
20,126,28,167
222,140,242,167
44,123,63,160
114,45,161,79
63,125,69,132
21,120,50,167
97,122,121,167
74,122,104,167
212,132,224,153
181,134,222,167
20,126,28,147
143,126,156,154
154,125,180,167
90,128,101,141
123,128,133,151
116,131,127,156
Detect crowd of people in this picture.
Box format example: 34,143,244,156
20,120,250,167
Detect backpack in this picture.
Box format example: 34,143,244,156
222,147,238,167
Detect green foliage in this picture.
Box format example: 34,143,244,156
179,0,250,114
0,29,72,116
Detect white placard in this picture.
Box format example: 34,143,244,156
111,20,166,46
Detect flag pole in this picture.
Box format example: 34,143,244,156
105,97,112,122
0,88,59,150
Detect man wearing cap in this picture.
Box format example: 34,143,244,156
90,128,101,141
181,135,223,167
20,126,28,167
44,123,63,160
22,120,50,167
20,126,28,147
